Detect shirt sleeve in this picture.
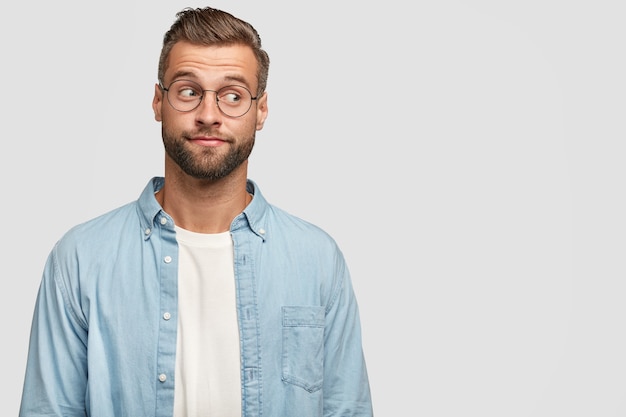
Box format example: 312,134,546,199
322,252,374,416
19,245,89,417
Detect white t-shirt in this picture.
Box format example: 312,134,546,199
173,227,242,417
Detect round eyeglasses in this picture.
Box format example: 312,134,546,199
161,79,258,118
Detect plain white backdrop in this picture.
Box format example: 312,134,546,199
2,0,626,415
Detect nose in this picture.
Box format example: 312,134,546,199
194,91,223,125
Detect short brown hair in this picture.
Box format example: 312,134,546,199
158,7,270,95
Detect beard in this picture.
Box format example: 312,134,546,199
162,126,255,180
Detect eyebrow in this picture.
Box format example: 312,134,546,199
168,70,252,89
169,70,197,81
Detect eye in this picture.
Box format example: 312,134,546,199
169,80,202,101
179,88,199,98
177,86,201,99
218,87,246,105
224,93,241,103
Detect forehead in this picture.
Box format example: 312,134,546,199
165,41,258,88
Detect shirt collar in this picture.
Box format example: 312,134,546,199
137,177,166,239
136,177,269,241
238,179,269,241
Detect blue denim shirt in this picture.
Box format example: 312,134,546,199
19,177,372,417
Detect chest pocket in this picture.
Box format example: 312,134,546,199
281,306,325,392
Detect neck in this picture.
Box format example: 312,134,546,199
156,163,251,234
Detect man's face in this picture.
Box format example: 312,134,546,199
152,41,268,180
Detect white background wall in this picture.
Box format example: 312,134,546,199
2,0,625,415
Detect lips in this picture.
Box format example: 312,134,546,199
189,136,226,147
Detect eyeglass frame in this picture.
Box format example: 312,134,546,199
159,79,259,118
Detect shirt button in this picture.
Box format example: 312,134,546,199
160,217,168,225
259,228,266,235
163,312,171,320
158,373,167,382
144,228,151,235
164,256,172,263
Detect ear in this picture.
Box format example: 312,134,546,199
152,83,164,122
255,92,268,131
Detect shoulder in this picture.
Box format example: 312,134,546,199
264,203,343,256
54,200,140,256
248,181,342,254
